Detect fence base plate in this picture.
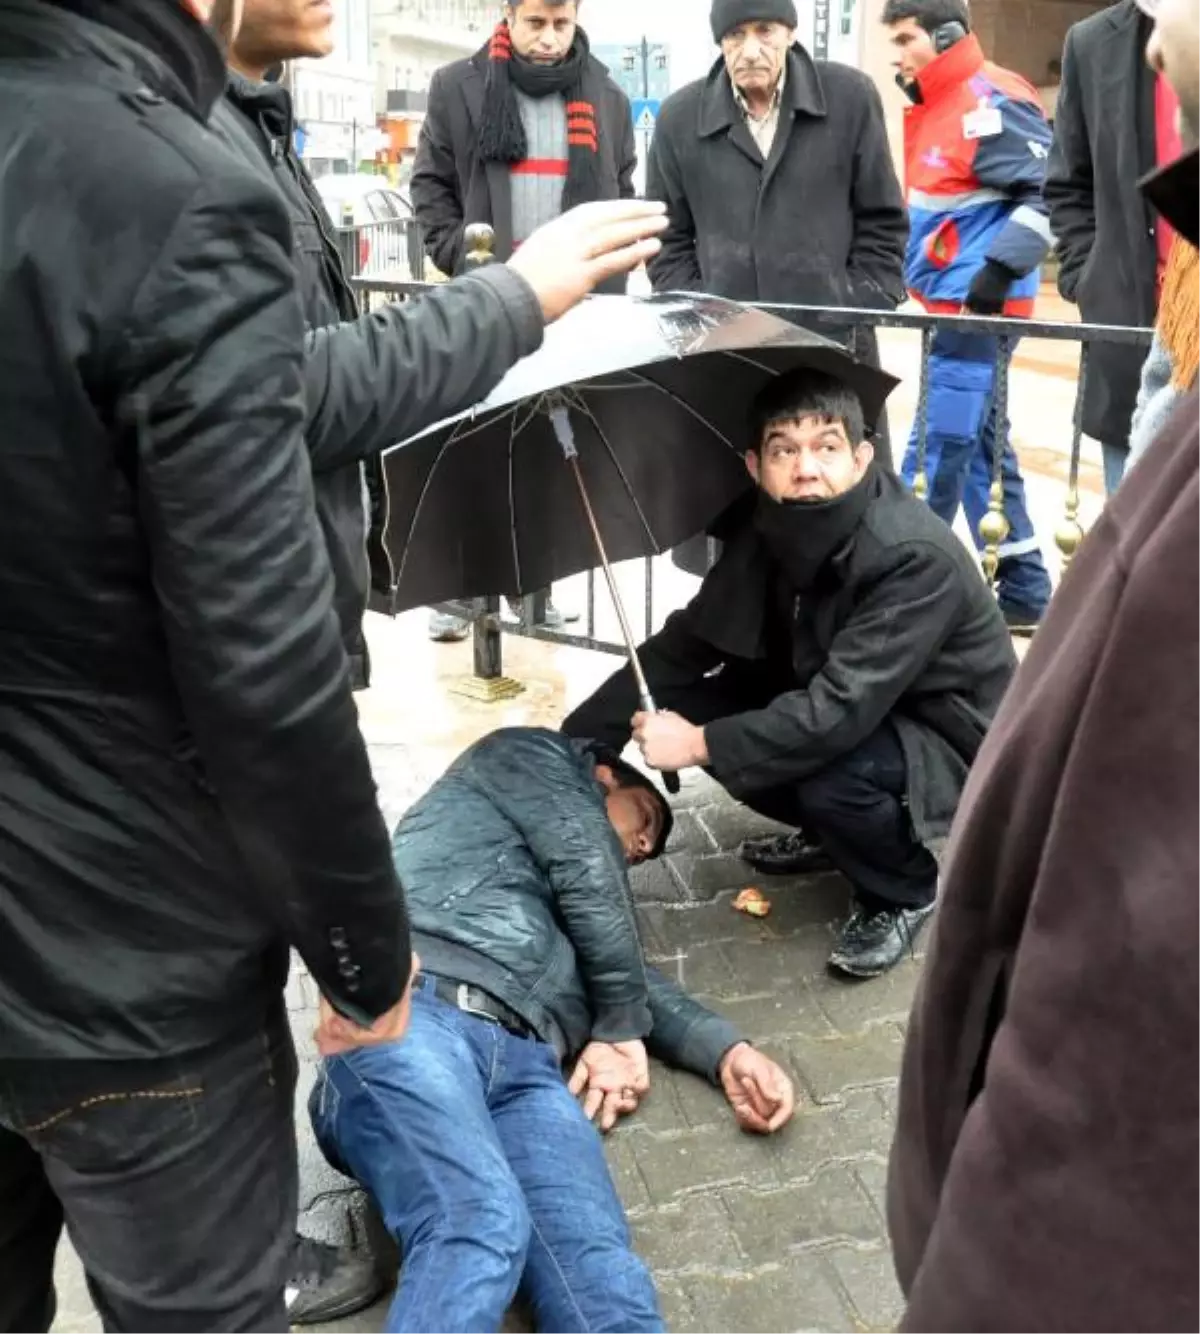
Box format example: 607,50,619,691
449,674,526,703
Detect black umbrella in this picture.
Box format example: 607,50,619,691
382,292,896,713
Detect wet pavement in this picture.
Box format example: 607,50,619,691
51,284,1099,1333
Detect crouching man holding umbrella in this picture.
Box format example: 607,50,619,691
564,368,1017,978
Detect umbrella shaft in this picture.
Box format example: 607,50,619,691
567,458,656,710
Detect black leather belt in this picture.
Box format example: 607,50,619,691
424,974,535,1040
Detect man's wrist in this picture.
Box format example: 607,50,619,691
717,1040,752,1079
693,724,711,768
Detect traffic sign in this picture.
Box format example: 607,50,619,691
631,98,661,134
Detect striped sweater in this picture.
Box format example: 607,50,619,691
511,89,568,246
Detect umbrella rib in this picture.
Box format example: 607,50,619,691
506,401,522,592
620,369,742,453
392,407,514,591
571,396,662,554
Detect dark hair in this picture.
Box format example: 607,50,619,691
590,746,675,860
880,0,970,34
749,369,866,454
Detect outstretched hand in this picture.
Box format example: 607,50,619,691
719,1043,795,1134
507,200,668,324
568,1040,651,1133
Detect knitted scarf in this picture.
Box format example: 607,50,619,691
478,21,600,211
1158,234,1199,392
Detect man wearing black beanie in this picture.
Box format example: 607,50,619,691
649,0,907,474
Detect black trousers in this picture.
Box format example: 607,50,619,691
639,671,937,913
0,1002,298,1333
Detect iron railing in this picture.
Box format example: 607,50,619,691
336,218,429,286
351,273,1152,692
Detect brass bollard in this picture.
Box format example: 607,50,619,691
1054,484,1085,574
463,223,496,270
978,480,1011,586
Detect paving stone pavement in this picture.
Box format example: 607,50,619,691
52,755,922,1334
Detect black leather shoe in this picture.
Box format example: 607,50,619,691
740,829,835,875
827,901,935,979
285,1234,386,1326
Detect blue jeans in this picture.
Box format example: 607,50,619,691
1101,441,1127,495
311,982,663,1334
902,330,1052,616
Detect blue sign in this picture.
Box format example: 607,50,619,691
631,98,661,133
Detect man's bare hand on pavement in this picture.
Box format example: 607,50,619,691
719,1043,796,1134
315,951,421,1057
507,200,668,324
568,1039,651,1132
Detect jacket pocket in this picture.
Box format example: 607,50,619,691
940,948,1009,1159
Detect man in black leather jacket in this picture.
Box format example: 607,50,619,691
213,4,668,1319
214,2,667,688
312,727,795,1334
0,2,416,1331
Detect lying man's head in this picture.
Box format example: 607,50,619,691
591,750,673,865
746,369,873,504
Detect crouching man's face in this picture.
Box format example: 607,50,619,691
595,765,666,865
747,413,874,504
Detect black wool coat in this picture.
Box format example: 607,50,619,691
411,44,636,286
1045,0,1159,450
566,471,1016,849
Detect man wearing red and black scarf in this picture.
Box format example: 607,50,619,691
412,0,637,287
413,0,637,640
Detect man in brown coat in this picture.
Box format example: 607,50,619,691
887,4,1199,1324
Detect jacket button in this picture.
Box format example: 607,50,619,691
329,927,348,948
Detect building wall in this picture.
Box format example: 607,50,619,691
293,0,378,175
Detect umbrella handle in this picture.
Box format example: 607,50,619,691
640,689,681,796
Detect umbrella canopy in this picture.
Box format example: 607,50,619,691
381,293,897,613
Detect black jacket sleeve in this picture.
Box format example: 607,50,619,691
411,66,466,278
645,967,743,1084
561,606,724,751
847,78,909,310
705,544,966,793
645,113,704,292
463,731,652,1042
1044,27,1094,304
119,170,410,1028
302,266,543,473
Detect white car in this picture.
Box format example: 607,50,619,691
314,173,424,281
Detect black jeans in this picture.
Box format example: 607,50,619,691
646,672,938,913
0,1002,298,1333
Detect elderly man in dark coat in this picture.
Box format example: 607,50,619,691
1045,0,1170,493
564,369,1015,979
646,1,907,449
888,1,1199,1321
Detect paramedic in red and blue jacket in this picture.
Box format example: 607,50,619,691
882,0,1053,632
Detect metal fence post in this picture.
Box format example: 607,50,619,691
448,224,526,703
1055,340,1089,574
978,336,1013,586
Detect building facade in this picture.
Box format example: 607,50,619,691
291,0,383,177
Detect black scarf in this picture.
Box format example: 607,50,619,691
478,22,601,210
753,466,878,591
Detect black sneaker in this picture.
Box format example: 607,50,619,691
740,829,834,876
827,901,936,978
285,1234,386,1327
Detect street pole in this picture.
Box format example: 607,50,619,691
640,35,650,100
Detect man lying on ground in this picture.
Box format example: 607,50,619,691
310,726,794,1334
564,368,1017,978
